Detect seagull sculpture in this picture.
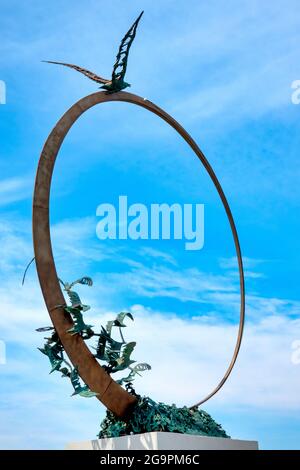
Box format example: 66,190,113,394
43,11,144,93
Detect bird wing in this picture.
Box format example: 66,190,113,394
114,311,134,327
101,327,124,351
43,61,110,85
69,277,93,289
36,326,54,332
111,11,144,84
94,330,107,360
116,341,136,370
66,289,82,307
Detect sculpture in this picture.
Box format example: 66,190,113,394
37,277,228,438
43,11,144,93
32,10,245,438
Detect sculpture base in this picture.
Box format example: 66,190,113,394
66,432,258,450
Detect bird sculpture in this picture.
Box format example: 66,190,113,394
43,11,144,93
70,366,98,398
36,328,65,373
59,277,94,338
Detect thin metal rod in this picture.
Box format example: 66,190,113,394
22,257,35,286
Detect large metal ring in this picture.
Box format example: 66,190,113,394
33,91,245,413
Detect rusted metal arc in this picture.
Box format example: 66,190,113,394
33,91,244,415
118,93,245,408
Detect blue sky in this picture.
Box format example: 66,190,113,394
0,0,300,449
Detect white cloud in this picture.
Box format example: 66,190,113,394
0,0,299,449
0,213,299,448
1,297,300,449
96,264,237,304
219,256,267,270
0,177,32,206
124,305,300,411
167,1,299,124
139,247,177,266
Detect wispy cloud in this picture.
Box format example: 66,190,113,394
219,257,267,270
0,0,299,450
0,212,300,448
127,304,300,412
96,264,237,304
0,177,32,206
1,298,300,449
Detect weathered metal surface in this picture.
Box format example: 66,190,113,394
33,91,245,414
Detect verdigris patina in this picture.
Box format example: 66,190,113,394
37,277,229,438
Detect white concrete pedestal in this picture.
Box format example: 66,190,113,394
66,432,258,450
